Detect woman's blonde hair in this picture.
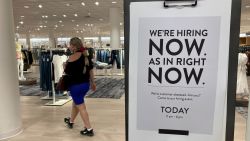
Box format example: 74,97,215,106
70,37,89,74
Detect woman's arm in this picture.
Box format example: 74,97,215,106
89,69,96,91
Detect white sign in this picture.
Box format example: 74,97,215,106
129,1,232,141
137,17,220,134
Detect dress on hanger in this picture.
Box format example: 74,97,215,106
236,53,249,95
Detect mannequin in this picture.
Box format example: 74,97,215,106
15,33,26,81
236,52,249,99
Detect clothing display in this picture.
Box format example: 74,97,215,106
109,49,125,69
52,55,68,83
40,49,68,91
96,49,111,63
237,53,249,95
40,51,52,91
22,49,33,71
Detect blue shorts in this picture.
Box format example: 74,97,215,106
69,83,89,105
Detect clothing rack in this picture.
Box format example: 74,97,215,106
40,49,72,106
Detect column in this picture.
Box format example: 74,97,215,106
26,33,31,49
110,8,121,49
98,36,102,48
0,0,22,139
49,31,56,48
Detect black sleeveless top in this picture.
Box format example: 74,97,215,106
64,54,93,86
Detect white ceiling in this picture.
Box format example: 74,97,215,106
12,0,124,38
13,0,250,38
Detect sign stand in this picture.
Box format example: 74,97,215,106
124,0,241,141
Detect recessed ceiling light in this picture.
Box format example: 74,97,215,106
20,16,25,18
24,6,29,8
37,28,40,31
72,20,75,22
38,4,43,8
246,5,250,8
90,24,93,26
112,1,117,4
59,20,62,23
55,25,58,28
95,2,99,6
53,14,57,17
63,14,67,17
19,21,24,24
81,2,85,6
76,31,79,33
39,25,43,28
99,18,103,21
76,24,79,27
16,26,20,29
66,3,71,6
81,31,83,33
74,14,78,17
120,22,123,25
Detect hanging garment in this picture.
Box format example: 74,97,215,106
237,53,249,95
52,55,68,83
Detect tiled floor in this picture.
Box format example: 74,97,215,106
4,96,125,141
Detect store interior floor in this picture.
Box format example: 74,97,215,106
2,66,249,141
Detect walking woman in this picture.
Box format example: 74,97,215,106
64,37,96,136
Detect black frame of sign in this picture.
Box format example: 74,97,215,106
124,0,241,141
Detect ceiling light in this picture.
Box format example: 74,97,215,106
74,14,78,17
45,15,48,18
85,24,87,26
72,20,75,22
81,2,85,6
53,14,57,17
55,25,58,28
24,6,29,8
39,25,43,28
66,3,71,6
81,31,83,33
44,26,47,28
63,14,67,17
99,18,103,21
19,21,24,24
20,16,25,18
38,4,43,8
37,28,40,31
16,26,20,29
76,31,79,33
76,24,79,27
112,1,117,4
87,24,90,26
90,24,93,26
95,2,99,6
120,22,123,25
59,20,62,23
246,5,250,8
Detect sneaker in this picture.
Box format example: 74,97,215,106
80,128,94,136
64,117,74,129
